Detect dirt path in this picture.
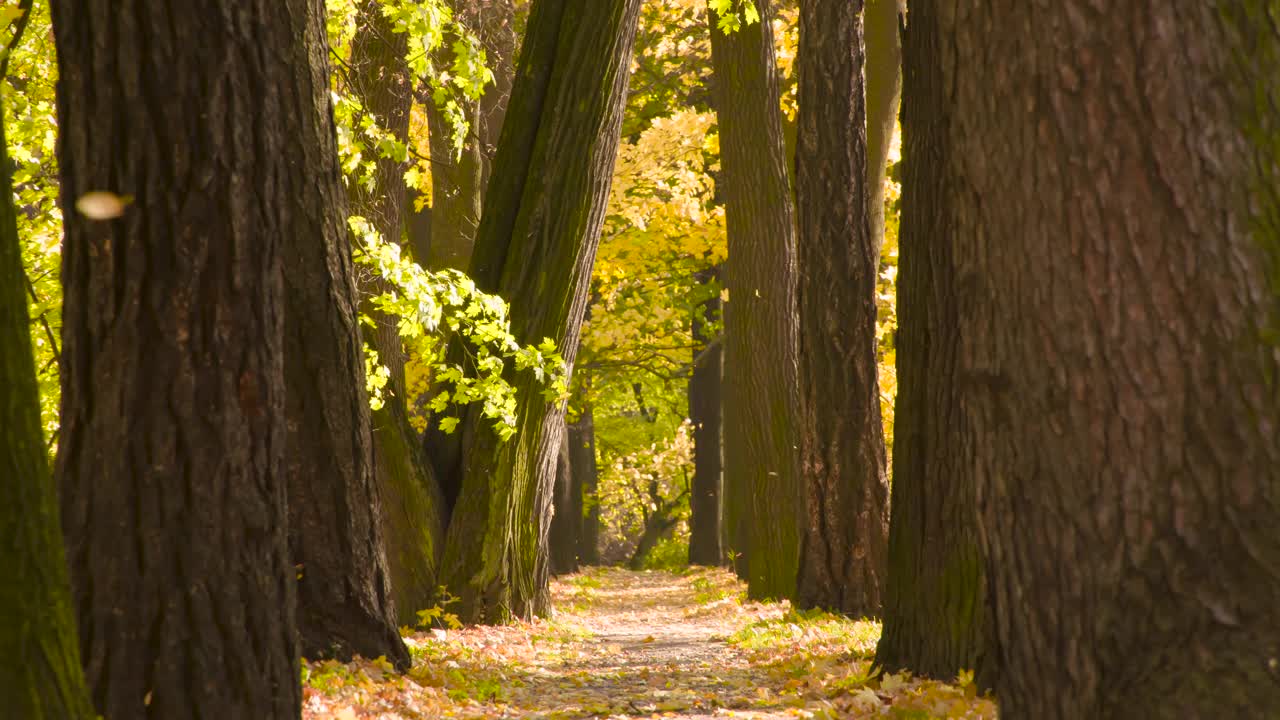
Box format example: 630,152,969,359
521,569,788,718
302,567,995,719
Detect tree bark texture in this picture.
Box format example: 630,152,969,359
279,0,411,671
863,0,901,254
438,0,642,623
708,0,804,601
548,421,580,575
794,0,890,619
945,3,1280,717
874,4,990,685
51,2,305,716
572,406,602,565
0,96,94,720
344,0,447,629
688,267,723,566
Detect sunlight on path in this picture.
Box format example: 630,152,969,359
302,568,995,719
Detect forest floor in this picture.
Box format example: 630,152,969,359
301,567,995,719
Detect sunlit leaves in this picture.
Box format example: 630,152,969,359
708,0,759,34
350,217,566,438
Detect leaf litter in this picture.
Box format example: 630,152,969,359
302,567,996,719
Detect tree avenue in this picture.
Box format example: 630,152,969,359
9,0,1280,717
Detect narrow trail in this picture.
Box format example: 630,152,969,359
302,568,995,719
531,569,787,718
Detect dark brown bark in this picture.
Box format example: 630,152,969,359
343,0,446,629
0,88,93,718
946,3,1280,717
548,421,579,575
51,2,305,716
571,405,601,565
708,0,804,601
281,0,411,671
687,267,723,566
794,0,890,619
874,3,989,685
438,0,643,623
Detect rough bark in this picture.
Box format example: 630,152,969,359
708,0,804,601
344,0,446,628
281,0,410,670
51,2,305,715
548,421,580,575
794,0,890,619
947,3,1280,717
571,406,601,565
874,3,989,685
438,0,643,623
863,0,901,254
687,267,723,566
0,91,93,720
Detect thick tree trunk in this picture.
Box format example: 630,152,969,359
571,406,601,565
946,4,1280,718
0,95,93,720
548,422,579,575
687,267,723,566
794,0,890,619
874,4,989,685
51,2,306,716
282,0,410,670
863,0,901,254
438,0,643,623
344,0,447,628
708,0,804,601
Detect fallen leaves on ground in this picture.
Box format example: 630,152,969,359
302,567,996,719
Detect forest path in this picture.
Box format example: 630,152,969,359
302,567,995,719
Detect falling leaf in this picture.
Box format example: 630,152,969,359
75,191,130,219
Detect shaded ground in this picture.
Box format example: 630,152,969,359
302,567,995,719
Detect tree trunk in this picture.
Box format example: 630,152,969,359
425,73,483,271
946,4,1280,717
344,0,447,628
571,405,601,565
874,4,989,685
437,0,643,623
51,2,306,715
0,93,93,720
425,0,517,271
863,0,901,254
708,0,804,601
794,0,890,619
282,0,411,670
548,421,579,575
687,267,723,566
628,512,677,571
